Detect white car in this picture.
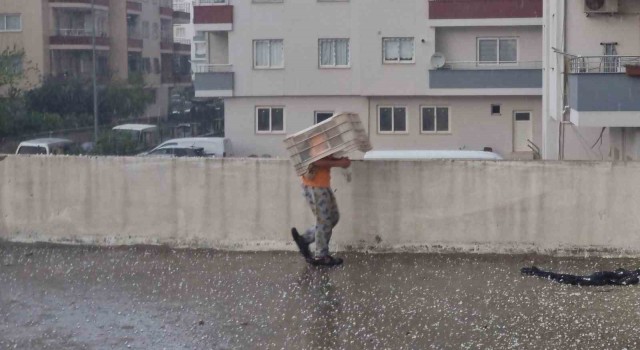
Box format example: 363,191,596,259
15,138,75,155
140,137,232,158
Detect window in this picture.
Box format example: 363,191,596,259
491,104,501,116
378,106,407,133
0,14,21,32
153,58,160,74
194,42,207,60
194,31,206,41
602,42,618,73
256,107,285,133
319,39,349,68
253,40,284,69
421,107,450,134
142,21,149,39
383,37,414,63
143,57,151,74
201,0,228,3
477,38,517,64
175,27,186,38
314,111,334,124
152,23,159,40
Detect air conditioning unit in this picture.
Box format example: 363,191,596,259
584,0,619,14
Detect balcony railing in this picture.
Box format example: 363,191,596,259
428,0,542,20
435,60,543,70
49,0,110,7
569,56,640,74
194,64,233,73
54,28,108,37
195,0,228,5
173,3,191,13
127,1,142,12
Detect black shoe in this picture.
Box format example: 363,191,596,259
291,228,312,260
310,255,343,267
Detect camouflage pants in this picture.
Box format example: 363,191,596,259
302,186,340,258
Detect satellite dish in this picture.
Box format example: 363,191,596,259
431,52,446,69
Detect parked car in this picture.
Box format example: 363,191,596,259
140,137,232,157
363,150,504,161
112,124,160,151
15,138,76,155
143,145,206,158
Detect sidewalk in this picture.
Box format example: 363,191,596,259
1,243,639,349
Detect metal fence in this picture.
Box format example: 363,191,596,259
569,56,640,74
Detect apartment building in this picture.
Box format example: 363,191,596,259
192,0,543,159
543,0,640,160
0,0,192,121
173,0,203,67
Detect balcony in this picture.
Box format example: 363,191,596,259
50,29,110,49
428,0,542,26
49,0,109,9
173,3,191,24
161,40,174,53
160,6,174,18
127,1,142,14
173,39,191,54
194,64,234,98
429,61,542,91
193,1,233,31
568,56,640,127
128,38,143,51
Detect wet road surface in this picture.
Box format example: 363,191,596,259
1,243,640,349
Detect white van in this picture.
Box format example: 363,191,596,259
15,138,75,155
364,150,503,161
140,137,232,157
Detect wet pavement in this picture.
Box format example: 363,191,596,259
1,243,640,349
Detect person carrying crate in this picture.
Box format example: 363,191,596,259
291,133,351,267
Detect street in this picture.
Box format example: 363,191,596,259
1,243,639,349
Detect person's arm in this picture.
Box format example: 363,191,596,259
313,156,351,169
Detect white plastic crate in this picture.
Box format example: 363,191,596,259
284,112,372,176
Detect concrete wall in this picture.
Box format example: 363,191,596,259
3,156,640,256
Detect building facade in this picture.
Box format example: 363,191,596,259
193,0,543,159
543,0,640,160
0,0,192,121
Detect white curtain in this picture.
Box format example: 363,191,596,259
499,39,517,62
399,38,413,61
478,39,498,63
320,39,334,66
269,40,284,67
195,42,207,59
384,39,399,61
255,40,270,67
335,39,349,66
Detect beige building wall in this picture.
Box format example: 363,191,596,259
367,96,542,159
0,0,48,89
224,95,542,159
435,26,542,64
109,0,128,80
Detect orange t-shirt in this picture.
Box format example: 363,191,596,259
302,166,331,188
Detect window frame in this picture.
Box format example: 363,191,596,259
255,106,286,134
318,38,350,68
476,37,519,65
377,106,408,134
314,111,334,124
420,106,451,134
253,39,285,69
0,14,22,32
382,37,415,64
